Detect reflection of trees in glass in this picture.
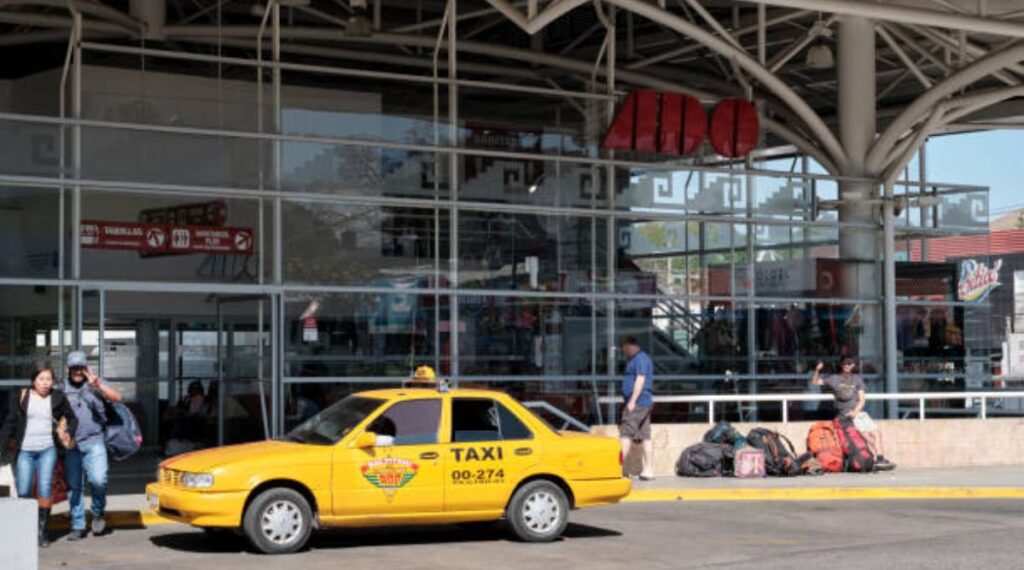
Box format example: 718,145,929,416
753,223,838,262
629,221,746,296
283,204,435,285
632,221,685,295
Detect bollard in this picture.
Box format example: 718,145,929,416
0,498,38,570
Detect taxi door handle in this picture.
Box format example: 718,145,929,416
514,447,533,456
420,452,439,460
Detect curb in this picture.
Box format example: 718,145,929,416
623,487,1024,503
48,509,174,531
44,486,1024,531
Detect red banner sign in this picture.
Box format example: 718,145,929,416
169,226,254,254
81,220,253,255
80,221,158,251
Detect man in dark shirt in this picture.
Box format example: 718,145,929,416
812,358,894,470
620,336,655,481
63,351,124,540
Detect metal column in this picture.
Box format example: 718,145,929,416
71,9,82,284
836,16,886,412
272,2,283,287
70,9,83,351
97,289,105,377
837,16,877,252
272,2,284,435
272,293,282,436
604,7,618,424
447,0,460,381
882,183,899,419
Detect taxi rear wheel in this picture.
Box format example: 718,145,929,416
242,488,313,554
506,480,569,542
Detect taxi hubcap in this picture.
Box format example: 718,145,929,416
261,500,303,545
522,491,561,534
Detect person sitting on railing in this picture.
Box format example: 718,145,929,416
812,358,896,471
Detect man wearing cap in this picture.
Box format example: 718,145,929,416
62,350,123,540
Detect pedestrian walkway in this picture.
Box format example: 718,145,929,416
45,465,1024,530
625,464,1024,502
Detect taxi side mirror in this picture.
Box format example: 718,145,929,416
354,431,377,449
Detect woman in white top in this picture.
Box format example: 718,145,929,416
0,367,77,547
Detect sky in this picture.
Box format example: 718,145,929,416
924,130,1024,219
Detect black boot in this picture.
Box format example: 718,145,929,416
38,507,51,548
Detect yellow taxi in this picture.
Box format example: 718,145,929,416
146,377,630,554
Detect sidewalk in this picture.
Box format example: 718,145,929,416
625,464,1024,502
45,465,1024,530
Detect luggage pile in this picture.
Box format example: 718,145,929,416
675,419,887,478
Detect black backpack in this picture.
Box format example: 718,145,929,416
676,442,735,477
702,421,748,449
746,428,801,476
102,401,143,462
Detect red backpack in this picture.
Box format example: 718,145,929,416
833,417,875,473
807,421,843,473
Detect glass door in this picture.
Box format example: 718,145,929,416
213,295,272,446
94,291,273,456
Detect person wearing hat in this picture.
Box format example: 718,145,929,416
62,350,123,540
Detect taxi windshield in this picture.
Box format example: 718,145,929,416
284,396,383,445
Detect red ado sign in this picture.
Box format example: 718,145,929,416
602,89,760,158
81,220,254,255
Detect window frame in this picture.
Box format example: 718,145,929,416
366,397,444,446
449,397,534,443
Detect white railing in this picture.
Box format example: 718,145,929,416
598,392,1024,424
523,401,592,432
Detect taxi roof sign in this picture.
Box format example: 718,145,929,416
402,365,450,392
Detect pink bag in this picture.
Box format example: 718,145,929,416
734,448,766,478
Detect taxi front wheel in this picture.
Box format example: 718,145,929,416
506,480,569,542
242,488,313,554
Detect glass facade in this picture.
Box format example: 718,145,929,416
0,49,1001,450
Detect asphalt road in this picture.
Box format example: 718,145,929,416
39,500,1024,570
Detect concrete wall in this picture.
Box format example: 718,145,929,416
593,419,1024,476
0,499,37,570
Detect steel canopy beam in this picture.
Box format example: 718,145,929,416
480,0,590,35
0,0,141,33
867,40,1024,173
625,10,811,70
2,1,835,174
487,0,846,169
739,0,1024,39
602,0,848,170
876,25,932,88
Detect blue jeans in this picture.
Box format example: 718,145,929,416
15,446,58,501
65,439,108,530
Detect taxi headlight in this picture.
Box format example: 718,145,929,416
181,472,215,489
